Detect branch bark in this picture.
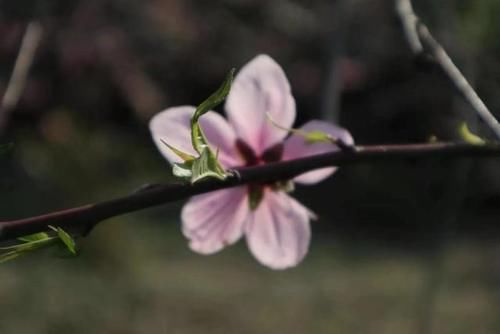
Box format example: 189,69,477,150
1,142,500,242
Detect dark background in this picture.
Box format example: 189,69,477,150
1,0,500,333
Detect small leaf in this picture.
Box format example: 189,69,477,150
459,122,485,145
55,227,77,255
167,69,234,184
191,68,235,154
304,131,334,144
17,232,50,242
0,226,78,264
0,236,57,263
428,135,439,143
0,250,24,263
1,235,54,251
187,69,234,182
266,112,338,145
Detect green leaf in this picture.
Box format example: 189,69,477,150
55,227,77,255
191,68,235,154
189,69,234,183
266,112,338,145
0,226,79,264
188,69,235,183
17,232,50,242
163,69,234,184
303,131,334,144
0,250,24,263
459,122,485,145
0,235,57,264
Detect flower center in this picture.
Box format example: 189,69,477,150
235,139,285,210
235,139,283,166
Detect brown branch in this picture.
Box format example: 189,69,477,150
395,0,500,140
1,142,500,242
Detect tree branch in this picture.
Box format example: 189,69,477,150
395,0,500,140
1,142,500,242
0,21,43,132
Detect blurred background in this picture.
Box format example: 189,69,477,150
1,0,500,333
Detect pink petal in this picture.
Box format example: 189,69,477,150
245,191,312,270
225,54,296,155
283,120,354,185
149,106,243,168
182,187,249,254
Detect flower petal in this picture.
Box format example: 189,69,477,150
225,54,296,154
245,191,312,270
182,187,249,254
283,120,354,185
149,106,243,168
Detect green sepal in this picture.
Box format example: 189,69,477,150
160,139,195,162
172,161,193,179
191,148,227,184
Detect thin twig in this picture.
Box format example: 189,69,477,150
395,0,500,140
396,0,422,54
1,142,500,241
0,21,43,132
321,0,347,123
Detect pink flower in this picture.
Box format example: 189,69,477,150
150,55,353,269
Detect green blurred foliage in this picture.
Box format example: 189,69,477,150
458,0,500,50
0,220,499,333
